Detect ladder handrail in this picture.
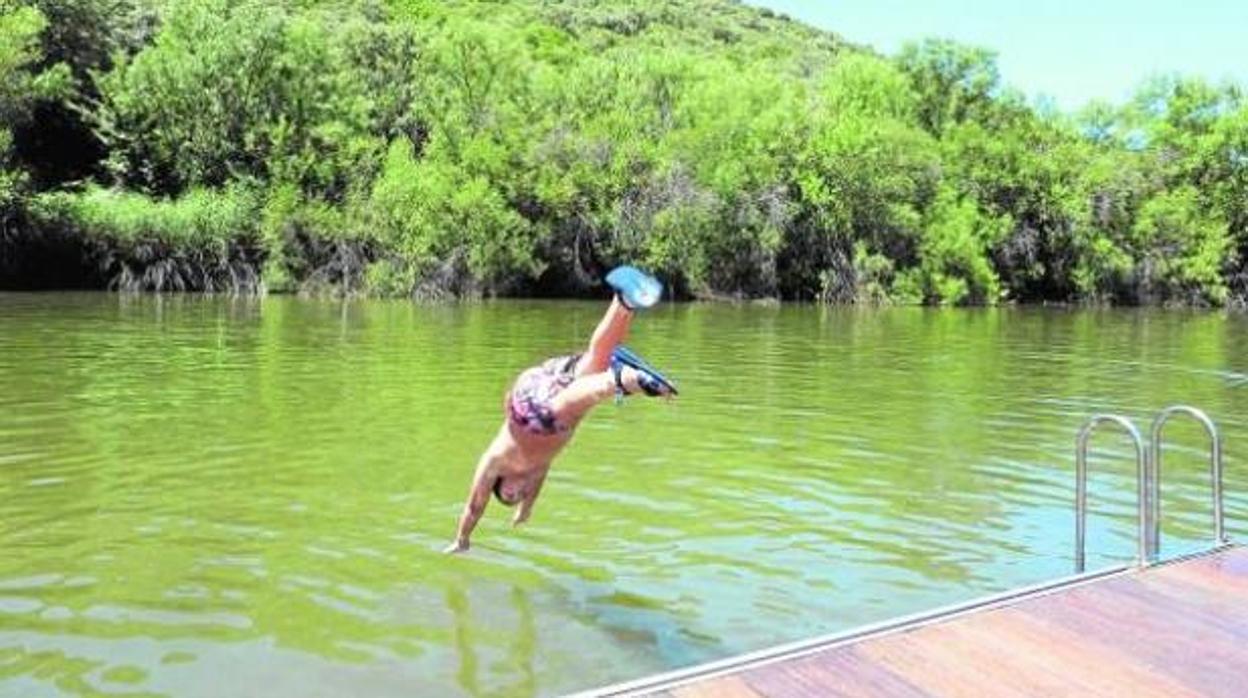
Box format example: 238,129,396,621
1075,414,1149,573
1148,405,1226,560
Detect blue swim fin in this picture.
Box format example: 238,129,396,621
610,345,679,397
605,265,663,310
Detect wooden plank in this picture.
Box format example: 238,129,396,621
1150,552,1248,598
940,606,1203,698
1135,573,1248,632
1122,575,1248,640
1194,545,1248,574
856,628,1045,698
669,676,762,698
1013,578,1248,696
741,647,931,698
1047,576,1248,650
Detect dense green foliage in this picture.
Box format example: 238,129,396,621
1,2,67,228
2,0,1247,305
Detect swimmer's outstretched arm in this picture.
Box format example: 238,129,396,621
445,455,495,554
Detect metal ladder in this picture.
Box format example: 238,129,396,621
1074,405,1228,573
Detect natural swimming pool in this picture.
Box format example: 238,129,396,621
1,294,1245,697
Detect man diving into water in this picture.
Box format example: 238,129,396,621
444,266,677,554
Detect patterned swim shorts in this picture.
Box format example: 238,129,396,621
506,354,582,436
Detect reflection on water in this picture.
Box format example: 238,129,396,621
1,294,1246,696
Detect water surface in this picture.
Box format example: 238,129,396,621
1,294,1245,697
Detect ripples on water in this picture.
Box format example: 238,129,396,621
1,295,1246,697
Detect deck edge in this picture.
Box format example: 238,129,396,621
576,543,1238,698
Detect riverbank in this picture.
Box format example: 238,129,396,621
2,226,1242,310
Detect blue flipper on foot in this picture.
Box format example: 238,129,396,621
605,265,663,310
610,346,678,398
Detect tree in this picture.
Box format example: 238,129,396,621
1128,186,1229,305
12,0,155,186
1,2,70,225
90,0,418,198
897,38,1001,135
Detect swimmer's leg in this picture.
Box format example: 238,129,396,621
549,373,618,423
577,295,633,377
550,366,672,424
577,266,663,378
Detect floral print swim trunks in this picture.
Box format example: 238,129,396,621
506,354,582,436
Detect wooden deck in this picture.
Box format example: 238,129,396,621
592,546,1248,698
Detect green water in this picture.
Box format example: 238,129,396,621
1,294,1245,697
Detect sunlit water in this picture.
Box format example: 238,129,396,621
1,293,1246,697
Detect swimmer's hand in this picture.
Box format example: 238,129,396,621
442,538,470,554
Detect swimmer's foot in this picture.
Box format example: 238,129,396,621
606,265,663,310
613,363,674,398
611,347,678,398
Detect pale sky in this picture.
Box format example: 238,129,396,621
746,0,1248,111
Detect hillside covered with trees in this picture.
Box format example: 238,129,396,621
2,0,1246,305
